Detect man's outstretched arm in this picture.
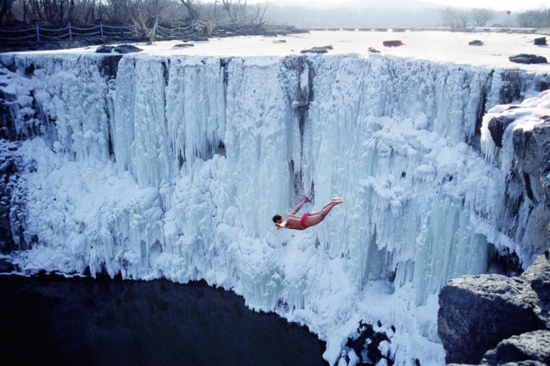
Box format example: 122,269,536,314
290,194,307,215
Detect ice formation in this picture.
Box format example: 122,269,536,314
1,40,549,366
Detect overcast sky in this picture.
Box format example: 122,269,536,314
252,0,548,11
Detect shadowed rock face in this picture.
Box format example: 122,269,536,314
438,255,550,365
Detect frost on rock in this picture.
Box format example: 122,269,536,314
1,51,549,366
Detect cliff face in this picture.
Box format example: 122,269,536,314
0,50,549,366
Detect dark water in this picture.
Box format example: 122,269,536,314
0,274,327,366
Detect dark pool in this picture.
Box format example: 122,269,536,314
0,274,327,366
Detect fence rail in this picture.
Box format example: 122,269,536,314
0,21,207,42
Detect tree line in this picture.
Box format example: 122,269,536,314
0,0,269,28
440,6,550,30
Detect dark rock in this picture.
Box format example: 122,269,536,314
272,39,287,44
300,45,333,54
113,44,143,54
469,40,484,46
438,274,539,364
0,258,15,272
383,40,404,47
488,115,516,148
482,331,550,366
368,47,381,53
344,321,392,365
534,37,547,46
172,43,195,49
509,54,547,65
96,45,114,53
521,255,550,329
533,119,550,199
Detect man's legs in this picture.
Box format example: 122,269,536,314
304,197,343,227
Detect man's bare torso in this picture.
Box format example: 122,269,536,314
281,214,305,230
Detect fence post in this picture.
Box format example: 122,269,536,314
134,22,138,37
100,22,104,37
155,24,159,38
192,22,194,33
68,23,72,40
36,24,40,41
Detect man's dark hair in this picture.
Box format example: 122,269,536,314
272,214,282,223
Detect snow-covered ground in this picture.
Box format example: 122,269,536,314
1,32,549,366
4,30,550,69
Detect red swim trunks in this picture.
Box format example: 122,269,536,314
300,213,311,228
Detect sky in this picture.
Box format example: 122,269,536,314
422,0,547,11
253,0,548,12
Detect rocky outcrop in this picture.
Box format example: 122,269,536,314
509,54,547,64
534,37,546,46
438,254,550,365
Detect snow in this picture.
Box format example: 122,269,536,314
3,30,550,70
1,32,550,366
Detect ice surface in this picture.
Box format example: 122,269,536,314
1,32,549,366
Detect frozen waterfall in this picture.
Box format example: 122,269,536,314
1,49,549,366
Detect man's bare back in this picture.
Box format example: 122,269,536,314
273,195,344,231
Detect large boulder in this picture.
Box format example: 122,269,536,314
482,330,550,365
439,254,550,365
113,44,143,54
509,54,547,64
438,275,539,364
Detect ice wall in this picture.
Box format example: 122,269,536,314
1,52,549,366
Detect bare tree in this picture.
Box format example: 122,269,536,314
0,0,16,24
129,0,170,43
251,1,268,27
440,7,469,30
179,0,198,20
517,8,550,28
221,0,248,24
471,8,493,27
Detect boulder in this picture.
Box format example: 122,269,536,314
113,44,143,54
438,274,539,364
469,40,484,46
96,45,114,53
172,43,195,49
521,255,550,329
482,331,550,366
383,40,404,47
300,45,333,54
368,47,381,53
534,37,547,46
509,54,547,64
